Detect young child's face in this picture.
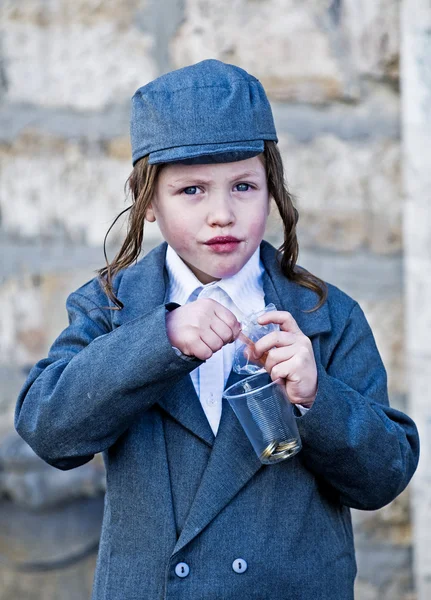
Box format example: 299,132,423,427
147,155,271,283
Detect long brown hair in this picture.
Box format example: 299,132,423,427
97,141,327,310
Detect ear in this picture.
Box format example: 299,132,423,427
145,203,156,222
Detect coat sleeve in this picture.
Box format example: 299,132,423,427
296,302,419,510
14,289,201,471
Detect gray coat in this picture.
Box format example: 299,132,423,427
15,240,419,600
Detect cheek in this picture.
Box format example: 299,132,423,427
247,206,269,237
159,214,196,250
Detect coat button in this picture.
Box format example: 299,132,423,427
175,562,190,578
232,558,248,573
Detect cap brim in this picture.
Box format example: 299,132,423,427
147,140,264,165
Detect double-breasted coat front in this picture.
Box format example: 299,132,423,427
15,241,419,600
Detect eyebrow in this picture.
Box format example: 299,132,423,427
168,170,262,187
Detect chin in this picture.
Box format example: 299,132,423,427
193,258,245,283
213,265,242,279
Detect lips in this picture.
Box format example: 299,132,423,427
204,236,241,245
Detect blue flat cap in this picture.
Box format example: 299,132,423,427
130,59,278,166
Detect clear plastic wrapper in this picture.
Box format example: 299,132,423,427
233,303,280,374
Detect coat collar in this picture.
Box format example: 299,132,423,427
259,239,331,337
111,242,170,329
111,240,331,554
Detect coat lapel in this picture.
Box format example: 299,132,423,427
112,242,168,327
172,395,261,555
112,242,214,447
172,240,332,555
157,376,215,447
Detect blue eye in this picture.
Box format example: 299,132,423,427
183,186,198,195
236,183,251,192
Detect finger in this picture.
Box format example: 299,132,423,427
210,317,237,344
182,337,213,361
268,359,301,384
213,304,241,335
257,311,302,334
253,331,297,358
200,328,225,353
263,346,296,373
192,339,214,361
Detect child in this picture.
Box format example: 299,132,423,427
15,60,419,600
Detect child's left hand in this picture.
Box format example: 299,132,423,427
251,311,318,408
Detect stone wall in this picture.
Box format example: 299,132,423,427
0,1,424,598
401,2,431,599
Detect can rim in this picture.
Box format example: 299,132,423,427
223,373,284,400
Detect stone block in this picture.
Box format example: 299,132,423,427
1,1,156,109
105,136,133,161
171,0,352,103
3,0,143,27
354,580,416,600
353,489,412,545
405,200,431,261
277,134,402,254
0,130,133,245
171,0,400,103
342,0,400,81
0,367,24,439
0,275,46,369
359,297,405,395
404,261,431,357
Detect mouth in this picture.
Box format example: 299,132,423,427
203,236,242,254
204,236,241,245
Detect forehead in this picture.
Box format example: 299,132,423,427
158,155,266,184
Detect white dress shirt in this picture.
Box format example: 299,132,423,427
165,245,266,435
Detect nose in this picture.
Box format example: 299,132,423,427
207,191,235,228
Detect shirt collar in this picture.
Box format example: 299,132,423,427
165,245,204,305
165,244,265,312
216,248,265,316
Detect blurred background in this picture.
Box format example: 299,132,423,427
0,0,430,599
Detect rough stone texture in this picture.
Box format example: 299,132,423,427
0,104,131,144
277,134,402,254
0,367,22,437
355,581,416,600
353,491,416,599
171,0,352,103
2,0,143,26
271,85,400,143
342,0,401,81
171,0,400,103
0,496,102,599
0,431,106,510
359,297,405,395
0,554,97,600
0,130,133,245
1,0,156,109
402,3,431,598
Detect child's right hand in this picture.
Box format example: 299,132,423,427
166,299,241,361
